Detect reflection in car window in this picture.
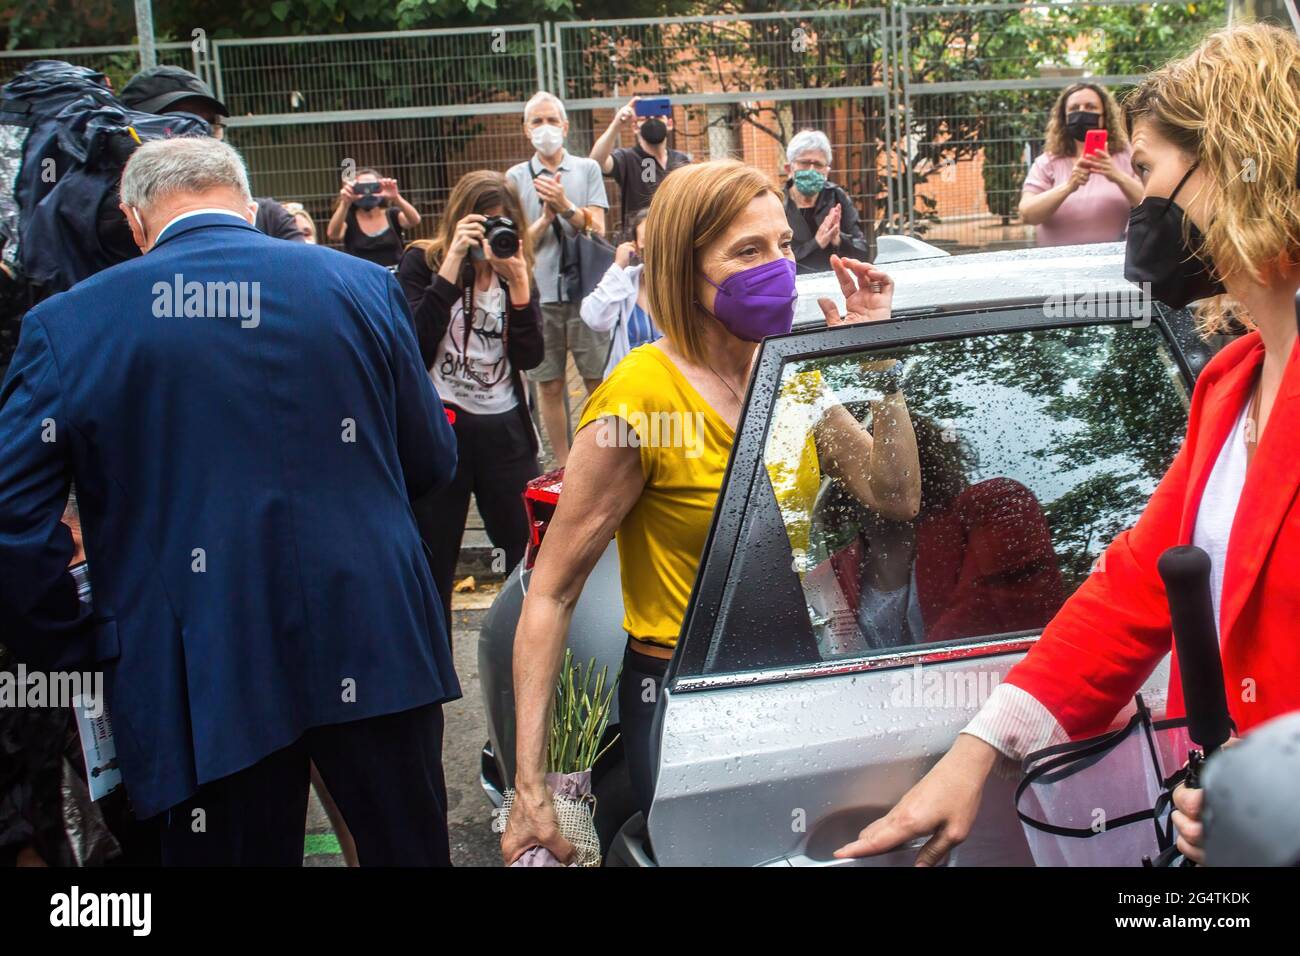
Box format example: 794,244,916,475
737,323,1188,670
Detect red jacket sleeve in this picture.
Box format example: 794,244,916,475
1002,330,1268,738
1004,437,1191,737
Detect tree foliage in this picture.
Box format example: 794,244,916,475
2,0,1227,236
1,0,694,48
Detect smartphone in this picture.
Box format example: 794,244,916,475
353,180,382,197
1084,129,1108,157
634,97,672,118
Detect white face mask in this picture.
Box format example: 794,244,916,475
530,125,565,157
129,207,153,251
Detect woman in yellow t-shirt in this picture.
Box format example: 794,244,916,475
502,160,920,864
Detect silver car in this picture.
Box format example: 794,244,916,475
478,240,1219,866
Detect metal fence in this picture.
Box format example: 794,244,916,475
552,9,894,245
0,1,1227,252
210,27,545,116
893,0,1227,247
203,26,547,234
0,41,198,83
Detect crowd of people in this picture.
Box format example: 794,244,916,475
0,21,1297,868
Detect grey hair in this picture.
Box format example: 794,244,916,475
523,90,567,124
120,136,253,210
786,129,833,166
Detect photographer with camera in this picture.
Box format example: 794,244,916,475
327,166,421,268
397,171,544,632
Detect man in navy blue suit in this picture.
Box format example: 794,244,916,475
0,136,461,865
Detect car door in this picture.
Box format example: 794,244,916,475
641,305,1197,866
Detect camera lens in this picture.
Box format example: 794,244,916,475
486,218,519,258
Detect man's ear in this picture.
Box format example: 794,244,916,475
245,201,258,225
120,201,150,253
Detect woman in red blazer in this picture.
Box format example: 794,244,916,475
837,23,1300,866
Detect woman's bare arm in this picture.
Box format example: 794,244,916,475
811,257,921,521
816,389,921,522
1018,162,1088,226
503,421,644,862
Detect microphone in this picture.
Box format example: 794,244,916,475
1143,546,1233,867
1157,546,1234,769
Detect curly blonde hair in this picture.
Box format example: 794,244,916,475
1125,23,1300,334
1043,82,1130,158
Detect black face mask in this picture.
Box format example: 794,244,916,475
1124,164,1225,310
639,118,668,146
1065,109,1102,142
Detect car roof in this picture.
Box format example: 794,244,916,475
794,241,1130,326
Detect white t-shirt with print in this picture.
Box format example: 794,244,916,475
430,283,517,415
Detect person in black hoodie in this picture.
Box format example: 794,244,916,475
782,128,872,273
398,171,544,633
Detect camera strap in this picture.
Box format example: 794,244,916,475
530,160,575,303
461,261,475,357
459,263,509,359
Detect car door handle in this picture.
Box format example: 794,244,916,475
794,807,943,866
784,837,932,868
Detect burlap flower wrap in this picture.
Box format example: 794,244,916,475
503,770,601,867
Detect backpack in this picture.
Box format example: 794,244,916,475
0,60,208,374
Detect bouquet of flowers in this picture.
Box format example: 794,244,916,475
503,649,618,867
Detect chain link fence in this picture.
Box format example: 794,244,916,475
894,0,1227,248
1,2,1227,253
204,26,545,241
0,41,198,88
553,10,893,244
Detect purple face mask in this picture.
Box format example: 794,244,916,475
701,257,797,342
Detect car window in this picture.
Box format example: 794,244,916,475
698,322,1188,675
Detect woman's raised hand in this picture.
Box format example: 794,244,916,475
449,214,487,258
818,255,894,326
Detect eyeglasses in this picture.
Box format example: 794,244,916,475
792,157,829,171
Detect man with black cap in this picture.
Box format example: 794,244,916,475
120,65,304,243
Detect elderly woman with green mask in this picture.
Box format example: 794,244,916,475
783,128,871,274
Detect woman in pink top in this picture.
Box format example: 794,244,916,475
1019,82,1144,246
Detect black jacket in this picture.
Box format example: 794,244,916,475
396,246,545,454
254,197,306,242
784,180,872,274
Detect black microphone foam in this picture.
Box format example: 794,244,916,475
1157,546,1233,753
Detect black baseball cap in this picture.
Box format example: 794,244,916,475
119,65,228,117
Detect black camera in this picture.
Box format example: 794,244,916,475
479,215,520,259
351,180,383,210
